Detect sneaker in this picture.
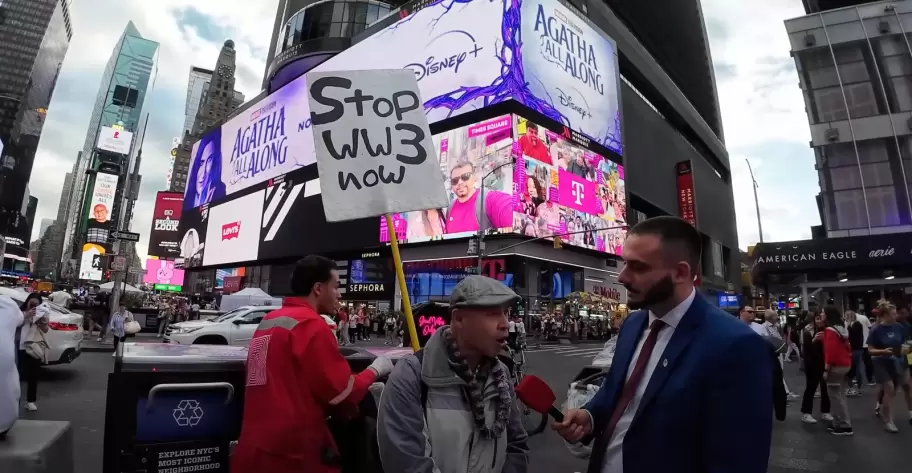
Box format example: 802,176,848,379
25,402,37,412
787,393,800,401
822,413,835,422
801,414,818,424
875,405,881,417
814,391,821,398
867,382,876,386
846,388,862,397
831,424,854,436
885,422,899,433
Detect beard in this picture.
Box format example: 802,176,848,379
626,275,675,310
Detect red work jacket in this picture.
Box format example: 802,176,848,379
232,298,377,473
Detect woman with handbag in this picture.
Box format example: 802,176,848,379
107,303,137,351
18,293,47,412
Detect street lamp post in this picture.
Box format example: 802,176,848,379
745,158,764,243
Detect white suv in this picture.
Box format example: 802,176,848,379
165,306,278,346
165,306,337,346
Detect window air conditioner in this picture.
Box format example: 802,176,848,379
825,128,839,141
879,21,891,34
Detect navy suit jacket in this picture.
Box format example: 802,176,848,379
583,294,772,473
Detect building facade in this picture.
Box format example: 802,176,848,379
60,22,158,281
184,0,740,307
786,2,912,237
169,40,244,195
0,0,72,273
750,1,912,316
183,66,213,136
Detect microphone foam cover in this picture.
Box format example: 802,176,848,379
516,375,556,414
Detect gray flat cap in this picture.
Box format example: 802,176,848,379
450,275,520,308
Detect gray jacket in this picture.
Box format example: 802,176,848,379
377,328,530,473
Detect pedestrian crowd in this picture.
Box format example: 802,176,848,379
738,298,912,435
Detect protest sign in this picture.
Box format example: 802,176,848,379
306,69,448,222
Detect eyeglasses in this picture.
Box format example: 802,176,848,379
450,173,472,186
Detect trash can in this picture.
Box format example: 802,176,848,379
102,343,248,473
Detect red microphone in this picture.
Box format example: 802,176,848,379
516,375,564,421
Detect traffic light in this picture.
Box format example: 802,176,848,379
553,236,563,249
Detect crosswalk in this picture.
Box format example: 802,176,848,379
524,344,608,359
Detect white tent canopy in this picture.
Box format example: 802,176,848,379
96,281,143,293
220,287,282,312
232,288,271,298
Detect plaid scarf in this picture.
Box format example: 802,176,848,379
441,327,513,439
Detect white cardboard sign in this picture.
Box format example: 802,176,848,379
306,69,448,222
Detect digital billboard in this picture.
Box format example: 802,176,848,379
147,191,184,258
96,126,134,155
79,243,105,281
202,190,265,266
383,114,626,255
183,0,621,211
87,173,118,226
144,259,185,287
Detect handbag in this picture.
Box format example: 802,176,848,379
24,323,49,364
125,320,141,335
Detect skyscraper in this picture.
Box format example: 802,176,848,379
184,66,213,136
169,40,244,195
0,0,73,268
61,22,158,281
37,218,52,239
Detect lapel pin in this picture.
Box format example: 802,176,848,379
662,359,668,368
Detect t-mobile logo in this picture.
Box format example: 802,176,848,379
571,181,585,206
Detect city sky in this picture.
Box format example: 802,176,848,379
27,0,819,265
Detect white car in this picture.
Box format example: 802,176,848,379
0,287,84,365
166,306,278,346
167,306,338,347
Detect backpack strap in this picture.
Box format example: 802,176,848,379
414,349,428,416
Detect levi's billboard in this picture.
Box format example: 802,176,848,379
183,0,621,211
147,192,184,258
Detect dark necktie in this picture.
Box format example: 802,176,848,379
603,319,667,439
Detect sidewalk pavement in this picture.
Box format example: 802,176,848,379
769,361,912,472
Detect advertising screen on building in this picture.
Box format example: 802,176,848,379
147,192,184,258
183,0,620,211
383,114,627,255
96,126,134,155
87,173,118,231
79,243,105,281
144,259,185,286
202,190,265,266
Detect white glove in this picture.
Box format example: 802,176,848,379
368,356,394,378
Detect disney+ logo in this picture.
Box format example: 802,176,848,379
556,87,591,120
405,30,483,82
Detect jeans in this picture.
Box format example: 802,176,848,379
851,349,868,386
18,350,39,403
801,367,830,415
157,318,170,336
826,366,852,426
112,336,126,352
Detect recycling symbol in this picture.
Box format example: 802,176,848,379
172,399,204,427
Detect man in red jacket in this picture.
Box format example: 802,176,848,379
232,255,393,473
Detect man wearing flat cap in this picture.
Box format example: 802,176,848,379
377,275,530,473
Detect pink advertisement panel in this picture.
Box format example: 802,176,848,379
144,259,186,286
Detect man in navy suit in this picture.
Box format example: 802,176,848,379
553,216,772,473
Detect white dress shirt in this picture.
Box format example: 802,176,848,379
855,314,871,348
600,288,695,473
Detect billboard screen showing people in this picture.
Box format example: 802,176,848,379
383,114,626,255
182,0,621,212
87,173,118,228
147,191,184,258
